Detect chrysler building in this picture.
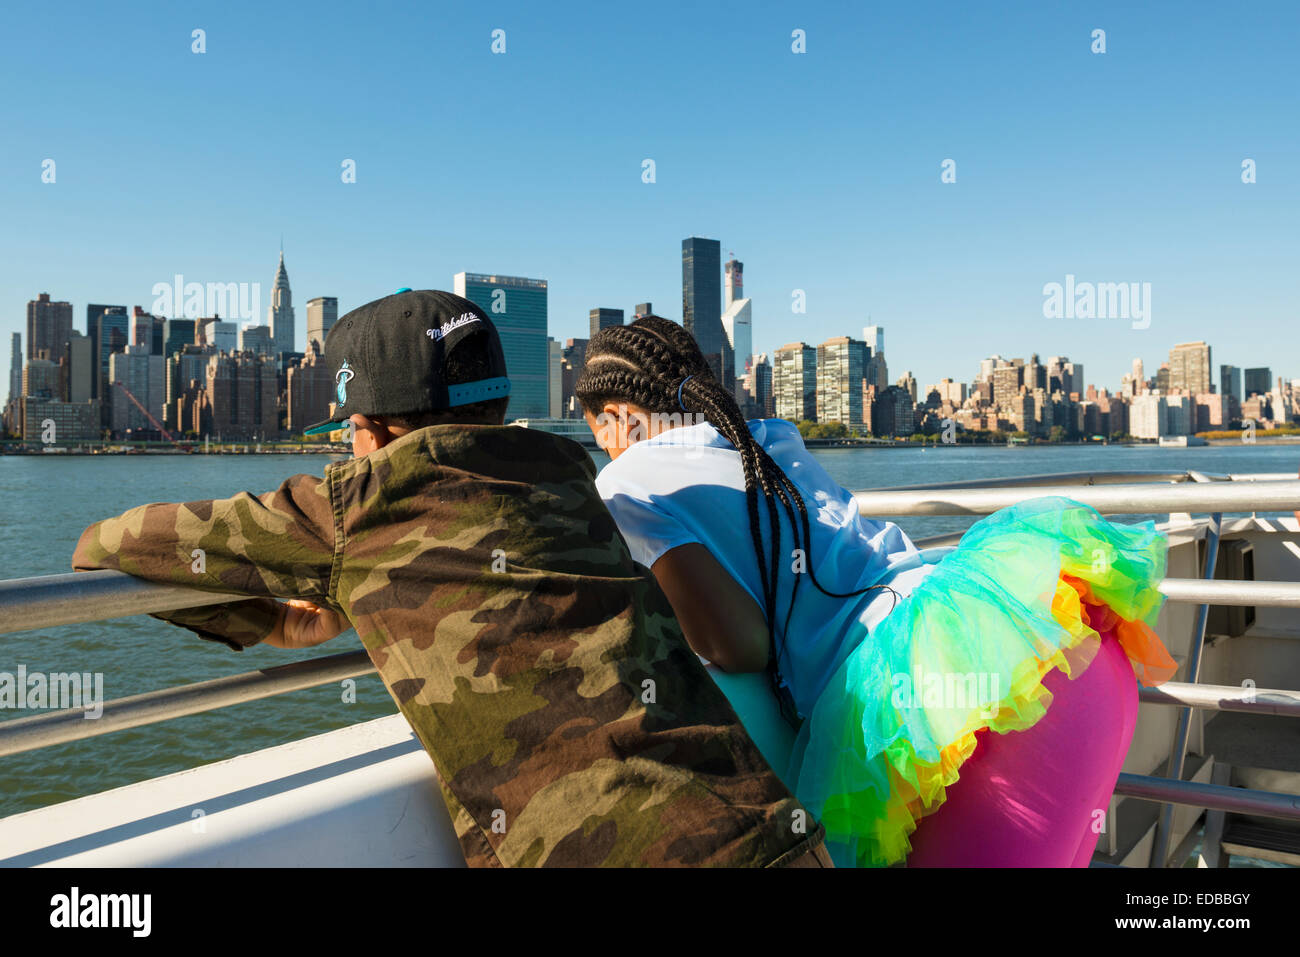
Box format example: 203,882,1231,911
268,248,295,354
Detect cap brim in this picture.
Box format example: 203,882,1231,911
303,418,344,436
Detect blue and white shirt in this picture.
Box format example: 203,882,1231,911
595,418,939,712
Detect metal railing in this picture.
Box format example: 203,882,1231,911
2,469,1299,865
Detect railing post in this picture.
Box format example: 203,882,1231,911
1149,509,1221,867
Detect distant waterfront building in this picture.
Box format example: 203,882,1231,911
239,324,274,356
560,338,588,419
1244,367,1271,398
23,357,60,398
992,363,1024,409
862,326,884,359
746,352,773,419
548,338,563,418
773,342,817,422
19,397,101,443
1195,392,1231,431
164,344,218,432
682,237,727,386
867,384,916,437
8,333,21,406
633,303,653,319
306,297,338,354
88,305,129,403
720,297,752,387
286,342,335,433
200,352,279,439
27,293,73,363
588,308,623,339
162,317,196,359
267,249,295,355
198,319,238,353
64,332,94,403
1130,393,1170,439
1220,364,1242,403
1169,341,1211,395
815,336,867,429
108,344,166,434
897,371,918,405
1164,394,1192,436
132,308,165,354
454,271,549,420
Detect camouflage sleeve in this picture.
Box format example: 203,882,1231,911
71,470,340,651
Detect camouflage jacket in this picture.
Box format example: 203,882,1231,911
72,424,823,867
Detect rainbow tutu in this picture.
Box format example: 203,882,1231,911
782,496,1177,868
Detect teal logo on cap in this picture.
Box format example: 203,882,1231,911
336,359,355,407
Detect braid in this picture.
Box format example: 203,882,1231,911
576,316,896,727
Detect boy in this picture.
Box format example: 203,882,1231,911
72,289,832,867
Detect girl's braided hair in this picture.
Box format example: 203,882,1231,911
575,315,895,724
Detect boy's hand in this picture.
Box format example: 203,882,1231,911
265,599,348,649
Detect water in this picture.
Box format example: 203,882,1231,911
1,442,1297,820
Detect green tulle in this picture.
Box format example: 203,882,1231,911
790,496,1169,867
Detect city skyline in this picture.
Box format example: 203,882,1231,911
2,2,1296,396
6,242,1292,411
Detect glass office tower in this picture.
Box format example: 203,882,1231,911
453,272,549,420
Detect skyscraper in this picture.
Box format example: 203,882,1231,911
1220,364,1242,403
163,318,196,358
682,237,726,384
724,259,743,306
306,297,339,354
27,294,73,362
589,308,623,339
268,249,295,355
87,305,129,403
1244,367,1271,398
773,342,817,422
1169,341,1211,395
7,333,20,407
816,337,868,428
633,303,653,319
64,332,94,403
720,256,752,393
862,325,884,358
548,338,563,417
108,344,166,434
453,272,549,420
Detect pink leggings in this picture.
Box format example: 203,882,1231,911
904,629,1139,867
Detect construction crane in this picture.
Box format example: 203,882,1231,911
115,385,191,450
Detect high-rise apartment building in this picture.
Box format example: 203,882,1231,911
454,272,549,420
815,336,867,428
548,338,563,418
1169,341,1211,395
773,342,817,422
286,343,335,433
27,294,74,363
239,324,274,356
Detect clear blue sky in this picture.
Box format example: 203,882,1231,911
2,0,1296,395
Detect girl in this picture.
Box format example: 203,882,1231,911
576,316,1178,868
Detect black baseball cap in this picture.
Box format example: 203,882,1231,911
303,289,511,435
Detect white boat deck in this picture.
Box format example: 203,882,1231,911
0,715,464,867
